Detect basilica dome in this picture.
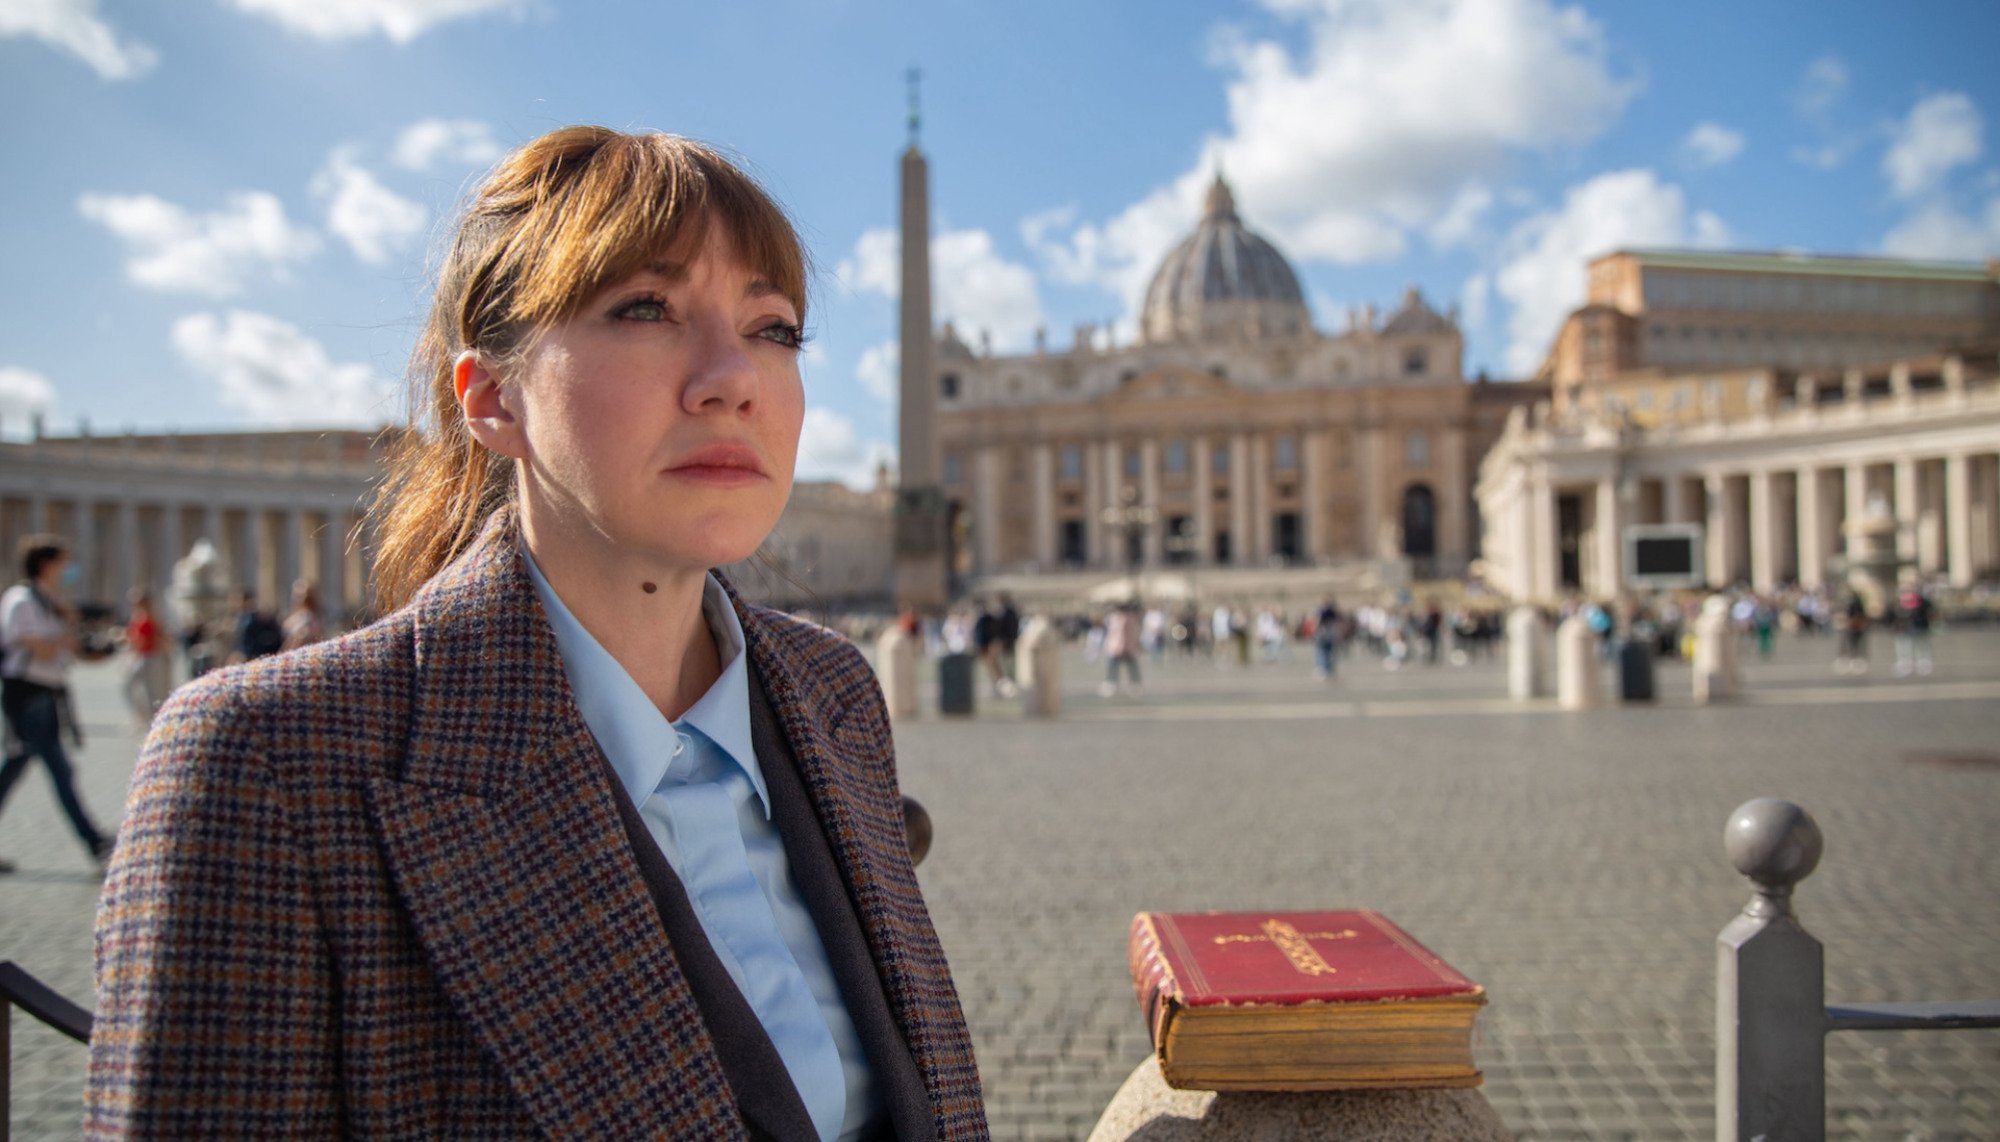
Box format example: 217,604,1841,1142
1141,174,1312,344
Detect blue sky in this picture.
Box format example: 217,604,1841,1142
4,0,1996,487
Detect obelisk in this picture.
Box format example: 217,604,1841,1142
893,70,951,611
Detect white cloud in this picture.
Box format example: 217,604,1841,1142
1427,183,1494,249
224,0,524,44
171,310,394,426
1793,55,1847,119
0,367,58,434
1681,122,1745,169
1493,169,1729,375
839,227,1047,353
313,151,428,264
1458,273,1490,339
856,341,898,405
77,191,321,297
393,118,504,171
1884,92,1983,199
0,0,157,80
836,227,899,298
1031,0,1636,318
794,407,893,491
1880,198,2000,260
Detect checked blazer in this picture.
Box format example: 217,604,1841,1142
85,511,988,1140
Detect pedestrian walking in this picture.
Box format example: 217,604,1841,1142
1894,584,1935,676
1835,592,1870,674
280,578,327,651
1312,596,1341,681
1101,602,1143,695
0,534,115,874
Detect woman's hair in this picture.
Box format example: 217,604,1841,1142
19,534,68,581
367,125,809,611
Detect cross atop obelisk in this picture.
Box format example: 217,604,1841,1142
893,69,950,611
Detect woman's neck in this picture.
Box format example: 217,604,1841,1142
519,512,721,722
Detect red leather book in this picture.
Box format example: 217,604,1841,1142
1130,910,1486,1091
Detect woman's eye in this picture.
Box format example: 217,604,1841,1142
756,321,808,350
611,296,670,322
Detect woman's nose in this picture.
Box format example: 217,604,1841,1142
681,318,758,414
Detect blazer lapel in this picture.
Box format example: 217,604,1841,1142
364,514,744,1141
731,584,982,1137
747,666,938,1140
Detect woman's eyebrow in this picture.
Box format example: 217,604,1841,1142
744,277,784,301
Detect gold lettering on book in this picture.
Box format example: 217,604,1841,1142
1210,920,1358,976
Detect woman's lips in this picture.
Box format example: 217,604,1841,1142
667,443,765,484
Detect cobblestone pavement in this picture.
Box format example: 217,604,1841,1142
5,630,1998,1139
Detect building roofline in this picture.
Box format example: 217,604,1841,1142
1593,248,1997,283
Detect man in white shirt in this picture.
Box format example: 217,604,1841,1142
0,534,114,873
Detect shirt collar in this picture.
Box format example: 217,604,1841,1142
523,548,768,818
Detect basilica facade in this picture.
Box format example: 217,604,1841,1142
931,176,1538,589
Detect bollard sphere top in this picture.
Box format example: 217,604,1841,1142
1724,798,1822,888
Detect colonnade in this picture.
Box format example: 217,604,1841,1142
957,424,1470,577
1510,449,2000,598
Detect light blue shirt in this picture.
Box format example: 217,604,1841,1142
524,554,882,1141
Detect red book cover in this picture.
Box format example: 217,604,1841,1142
1131,909,1480,1025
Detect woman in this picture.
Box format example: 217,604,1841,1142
0,535,114,872
88,127,986,1141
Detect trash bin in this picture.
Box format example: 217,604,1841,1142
1617,637,1656,702
938,652,976,716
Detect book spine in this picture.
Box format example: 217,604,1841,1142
1129,913,1180,1049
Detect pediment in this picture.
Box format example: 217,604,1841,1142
1105,365,1239,405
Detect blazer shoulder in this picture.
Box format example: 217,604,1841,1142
740,604,886,728
150,608,417,779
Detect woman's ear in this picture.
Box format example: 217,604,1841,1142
455,350,528,459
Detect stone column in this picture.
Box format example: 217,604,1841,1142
1894,457,1918,567
1101,440,1125,568
1192,434,1214,566
1843,462,1868,564
29,493,47,532
1302,430,1329,563
1360,426,1384,559
1945,453,1973,588
1796,467,1824,590
1031,443,1055,570
1529,466,1557,600
1140,438,1162,567
321,512,348,625
1916,460,1944,575
1228,433,1251,566
117,497,140,598
1438,426,1467,569
158,502,182,596
254,508,280,606
71,497,98,600
1593,478,1622,597
1705,475,1729,589
973,447,1000,574
1662,475,1689,526
1508,473,1534,600
1748,470,1777,592
1083,442,1103,567
1248,434,1270,563
285,509,307,594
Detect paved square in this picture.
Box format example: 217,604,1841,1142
4,628,1997,1139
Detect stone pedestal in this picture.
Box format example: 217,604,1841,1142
1555,615,1600,710
874,624,919,720
1692,595,1739,704
1505,606,1548,700
1018,614,1061,717
1087,1057,1513,1142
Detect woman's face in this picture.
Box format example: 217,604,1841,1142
474,225,806,577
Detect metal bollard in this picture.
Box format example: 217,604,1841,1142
1017,614,1061,717
1716,799,1826,1142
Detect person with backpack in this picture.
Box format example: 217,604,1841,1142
231,587,284,662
